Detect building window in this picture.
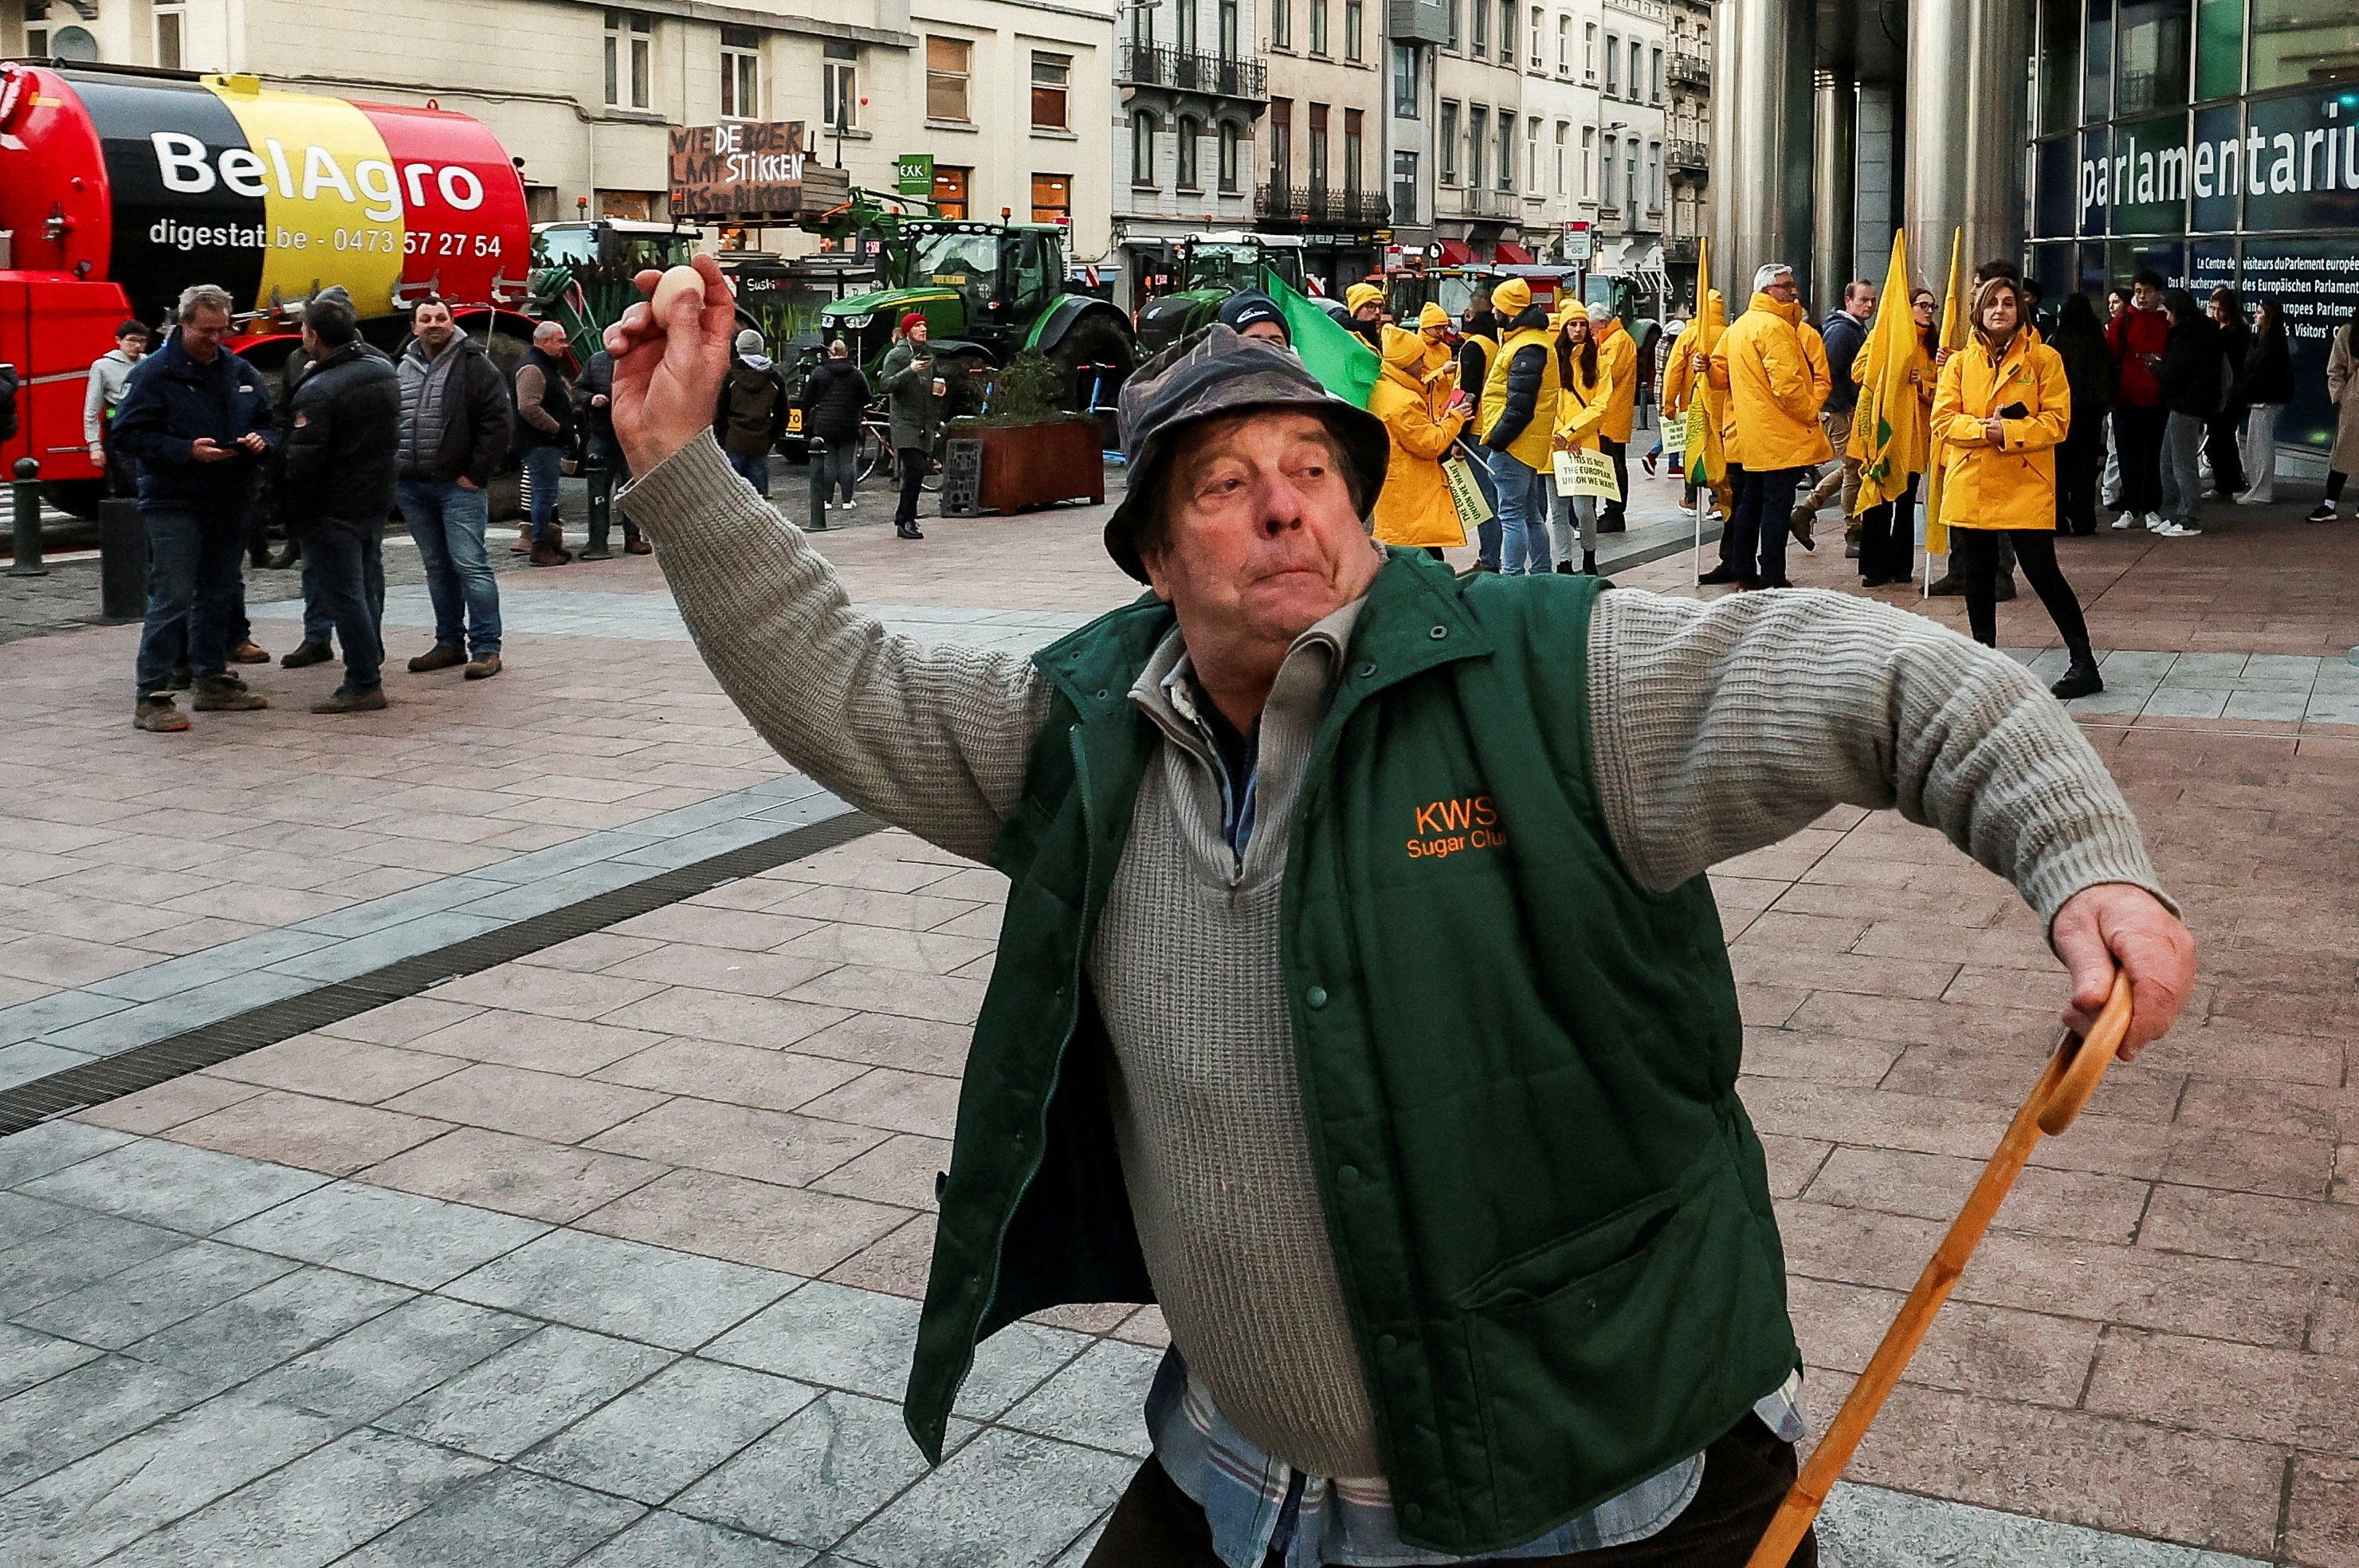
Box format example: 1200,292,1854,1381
1274,0,1292,51
1132,0,1154,47
1309,102,1330,187
1394,151,1418,221
1440,100,1460,182
25,0,50,57
1393,43,1421,117
1554,120,1568,195
1312,0,1329,56
1647,141,1662,209
1497,110,1514,190
1222,0,1241,56
1344,108,1364,191
1270,96,1293,182
822,41,860,131
1133,111,1160,187
1650,45,1663,101
932,165,970,218
1529,6,1542,69
1447,0,1462,51
1501,2,1517,65
1584,21,1597,78
1581,124,1595,197
1525,118,1540,196
1178,115,1203,189
1346,0,1364,60
1470,0,1487,57
1626,139,1639,212
1556,14,1571,74
927,37,971,122
1030,53,1071,130
604,12,654,111
720,27,761,120
1468,104,1488,189
1629,40,1643,98
2250,0,2359,91
153,1,186,68
1602,131,1617,205
1219,122,1240,190
1604,31,1619,93
1032,174,1072,223
1176,0,1198,53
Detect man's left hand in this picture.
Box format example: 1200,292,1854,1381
2049,883,2195,1061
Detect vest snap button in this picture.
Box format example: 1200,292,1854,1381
1305,985,1329,1009
1337,1164,1361,1186
1429,625,1447,640
1377,1332,1399,1353
1095,688,1109,700
1356,661,1376,679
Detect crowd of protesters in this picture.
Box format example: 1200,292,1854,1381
88,285,795,733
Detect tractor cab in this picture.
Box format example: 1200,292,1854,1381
530,218,703,362
1133,233,1309,357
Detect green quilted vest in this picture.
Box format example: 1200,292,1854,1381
905,552,1799,1555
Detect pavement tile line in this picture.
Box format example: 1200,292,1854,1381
0,809,886,1138
0,1127,2281,1568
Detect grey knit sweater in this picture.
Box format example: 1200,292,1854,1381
622,433,2167,1476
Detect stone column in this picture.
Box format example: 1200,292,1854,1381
1712,0,1813,295
1811,69,1859,308
1854,83,1898,284
1905,0,2032,281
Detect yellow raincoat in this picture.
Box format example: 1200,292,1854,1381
1709,292,1833,470
1930,330,2071,533
1553,335,1612,453
1371,326,1472,549
1592,317,1639,442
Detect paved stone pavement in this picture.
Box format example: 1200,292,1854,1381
0,457,2354,1565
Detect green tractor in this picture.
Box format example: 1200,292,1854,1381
1133,233,1309,358
529,218,705,363
811,220,1135,421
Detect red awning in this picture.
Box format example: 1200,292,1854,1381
1494,241,1535,265
1436,239,1477,265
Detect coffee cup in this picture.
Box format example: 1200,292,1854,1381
932,377,947,396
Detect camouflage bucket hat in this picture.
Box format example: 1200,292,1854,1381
1104,323,1391,583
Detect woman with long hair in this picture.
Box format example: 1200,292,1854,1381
2152,287,2219,537
1932,276,2103,700
2048,293,2113,535
2239,298,2292,504
2310,299,2359,523
1851,287,1937,586
1550,306,1609,574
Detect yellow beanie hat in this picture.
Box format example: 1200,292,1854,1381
1345,281,1386,314
1417,301,1451,331
1492,276,1533,316
1380,323,1427,367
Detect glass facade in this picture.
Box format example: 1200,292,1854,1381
2029,0,2359,448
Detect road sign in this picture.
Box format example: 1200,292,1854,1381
1562,221,1593,261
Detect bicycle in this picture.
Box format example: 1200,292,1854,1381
854,414,944,493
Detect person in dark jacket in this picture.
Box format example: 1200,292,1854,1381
1474,277,1561,576
395,298,512,679
574,348,646,556
797,338,869,526
513,321,576,566
2049,293,2113,536
877,313,947,540
2153,288,2220,537
1796,280,1874,545
274,285,368,658
276,297,400,711
110,283,279,732
2203,288,2250,500
1454,285,1505,571
714,328,790,495
2239,297,2293,504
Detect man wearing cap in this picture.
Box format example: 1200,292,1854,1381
1344,281,1388,351
712,327,790,496
1218,292,1292,350
878,313,947,541
605,257,2195,1568
1477,276,1563,576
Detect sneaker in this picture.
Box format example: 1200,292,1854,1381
2143,512,2165,531
2110,512,2137,530
1642,454,1658,476
192,676,268,711
408,644,466,672
1843,541,1861,559
133,695,190,733
2154,520,2202,537
311,685,388,714
228,640,270,664
2306,502,2340,523
2049,657,2104,701
280,641,333,669
167,666,192,691
464,653,502,680
1553,560,1575,574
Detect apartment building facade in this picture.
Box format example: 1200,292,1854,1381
1256,0,1390,289
1115,0,1269,306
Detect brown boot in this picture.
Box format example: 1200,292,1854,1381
229,640,271,664
529,539,570,566
193,676,268,711
134,696,190,733
464,652,502,680
511,524,532,555
312,685,388,714
407,644,465,672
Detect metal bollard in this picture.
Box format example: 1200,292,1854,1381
805,437,830,529
580,458,614,559
8,458,45,578
98,496,146,619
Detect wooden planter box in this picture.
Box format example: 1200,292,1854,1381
946,417,1105,515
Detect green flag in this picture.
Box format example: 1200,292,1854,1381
1261,267,1380,410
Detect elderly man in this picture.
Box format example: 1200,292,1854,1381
110,284,277,732
514,319,577,566
395,298,512,680
1705,263,1831,590
606,257,2194,1568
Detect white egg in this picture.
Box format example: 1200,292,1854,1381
650,265,704,321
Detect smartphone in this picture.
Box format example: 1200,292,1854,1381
1997,402,2029,420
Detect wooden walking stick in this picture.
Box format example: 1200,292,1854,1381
1742,971,2137,1568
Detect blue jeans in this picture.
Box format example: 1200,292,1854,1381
1729,465,1803,586
522,445,564,545
304,519,385,690
135,500,248,696
398,478,501,657
1488,448,1552,575
727,451,771,494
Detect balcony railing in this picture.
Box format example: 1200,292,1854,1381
1119,43,1269,99
1666,236,1701,261
1449,185,1514,218
1254,182,1393,227
1387,0,1452,45
1666,138,1706,171
1667,50,1710,88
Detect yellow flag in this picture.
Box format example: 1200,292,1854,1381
1683,237,1729,491
1850,230,1923,516
1921,229,1968,557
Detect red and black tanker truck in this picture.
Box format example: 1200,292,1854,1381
0,61,535,515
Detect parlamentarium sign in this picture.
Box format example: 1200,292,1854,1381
2078,92,2359,233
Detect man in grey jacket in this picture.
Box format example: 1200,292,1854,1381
394,299,512,680
603,257,2196,1567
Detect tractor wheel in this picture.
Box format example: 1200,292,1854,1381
938,351,993,421
1048,316,1136,417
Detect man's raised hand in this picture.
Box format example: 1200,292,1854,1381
606,253,736,476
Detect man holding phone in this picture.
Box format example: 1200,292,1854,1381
109,284,278,732
878,313,948,541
